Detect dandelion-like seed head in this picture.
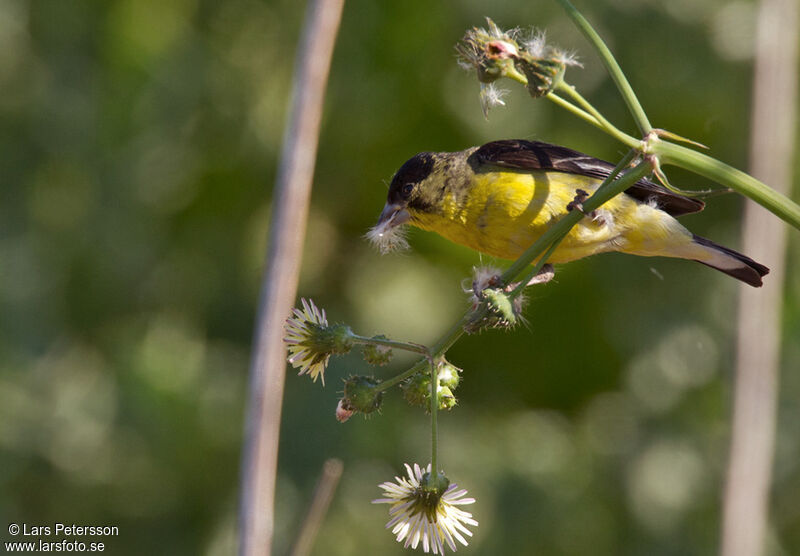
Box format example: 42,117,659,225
552,48,582,68
456,18,525,86
457,19,579,105
521,28,548,58
283,298,353,385
366,221,410,254
374,464,478,554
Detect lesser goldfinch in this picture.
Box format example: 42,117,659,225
371,139,768,287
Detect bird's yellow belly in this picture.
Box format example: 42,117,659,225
409,170,683,263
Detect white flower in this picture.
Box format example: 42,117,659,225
283,298,331,384
373,463,478,554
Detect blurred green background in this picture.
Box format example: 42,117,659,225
1,0,799,554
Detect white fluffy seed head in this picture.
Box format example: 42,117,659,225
522,29,548,58
472,265,503,292
365,221,409,254
553,48,582,67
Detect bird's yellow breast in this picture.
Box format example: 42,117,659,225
408,169,687,263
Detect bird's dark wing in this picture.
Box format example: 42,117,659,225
471,139,705,217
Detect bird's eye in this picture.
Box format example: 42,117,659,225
401,183,414,197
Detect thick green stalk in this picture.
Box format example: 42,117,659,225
653,140,800,230
554,0,652,135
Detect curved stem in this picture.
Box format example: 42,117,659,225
654,140,800,230
546,92,603,128
556,81,639,147
374,313,476,393
554,0,653,135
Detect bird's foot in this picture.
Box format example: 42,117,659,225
469,264,555,306
566,189,596,218
522,263,555,287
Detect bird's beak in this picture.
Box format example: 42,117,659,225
376,202,411,229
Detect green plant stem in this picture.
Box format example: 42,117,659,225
375,314,478,392
350,334,430,357
556,82,639,147
546,93,603,128
376,360,425,391
547,87,800,228
429,359,439,474
653,140,800,230
554,0,652,135
510,240,562,298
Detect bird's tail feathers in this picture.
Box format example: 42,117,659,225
691,235,769,287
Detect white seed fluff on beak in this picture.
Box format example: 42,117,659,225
367,203,412,254
366,219,409,254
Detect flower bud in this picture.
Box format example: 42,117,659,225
335,399,355,423
401,372,458,411
437,386,457,410
342,375,383,415
401,372,430,408
313,323,354,355
516,54,565,98
438,362,461,390
464,288,525,334
362,335,393,366
421,469,451,495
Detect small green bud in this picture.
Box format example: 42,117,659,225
313,323,354,355
464,288,525,334
437,386,457,410
516,54,565,98
401,371,458,411
421,470,450,495
401,372,430,408
484,289,516,324
362,335,393,366
438,362,461,390
342,375,383,415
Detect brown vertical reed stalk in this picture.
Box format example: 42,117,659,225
238,0,345,554
721,0,798,554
